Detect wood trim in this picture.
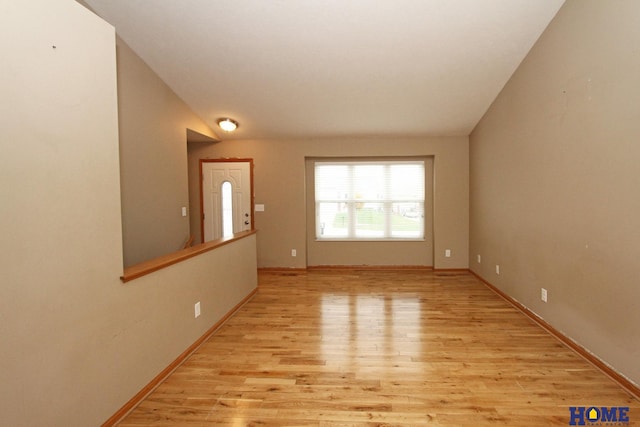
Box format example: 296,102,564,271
469,270,640,400
182,235,194,249
258,266,435,273
257,267,308,273
121,230,257,283
307,265,433,271
199,158,255,244
101,286,259,427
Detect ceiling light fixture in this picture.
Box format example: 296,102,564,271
217,118,239,132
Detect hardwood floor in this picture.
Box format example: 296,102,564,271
118,270,638,426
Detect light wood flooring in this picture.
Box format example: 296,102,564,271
118,270,638,426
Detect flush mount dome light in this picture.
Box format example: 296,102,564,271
217,118,239,132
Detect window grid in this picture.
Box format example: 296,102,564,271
315,161,425,241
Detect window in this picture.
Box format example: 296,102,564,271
221,181,233,237
315,160,425,240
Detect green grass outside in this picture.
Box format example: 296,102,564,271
332,208,420,231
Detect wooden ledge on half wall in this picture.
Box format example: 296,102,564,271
121,229,257,283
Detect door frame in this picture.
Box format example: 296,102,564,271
199,158,255,243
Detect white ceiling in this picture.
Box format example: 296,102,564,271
84,0,564,140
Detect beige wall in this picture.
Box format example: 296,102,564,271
116,36,217,267
0,2,257,425
189,137,469,269
470,0,640,386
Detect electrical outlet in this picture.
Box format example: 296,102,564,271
291,249,297,257
181,206,187,217
194,301,201,318
541,288,548,303
496,265,500,275
477,254,481,264
445,249,451,257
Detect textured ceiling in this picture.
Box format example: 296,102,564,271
84,0,564,140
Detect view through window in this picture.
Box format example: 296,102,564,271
221,181,233,237
315,160,425,240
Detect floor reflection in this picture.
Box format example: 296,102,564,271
321,292,421,378
118,270,640,426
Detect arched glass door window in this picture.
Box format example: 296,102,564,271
221,181,233,237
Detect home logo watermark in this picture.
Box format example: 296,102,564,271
569,406,630,425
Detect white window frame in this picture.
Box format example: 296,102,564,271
314,160,425,241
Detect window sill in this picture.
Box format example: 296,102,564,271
120,229,257,283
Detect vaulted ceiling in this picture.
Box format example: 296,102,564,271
84,0,564,140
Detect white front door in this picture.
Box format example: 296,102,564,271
201,160,252,242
